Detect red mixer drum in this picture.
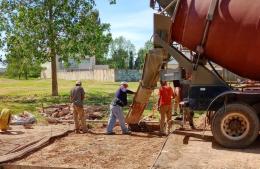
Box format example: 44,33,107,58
170,0,260,80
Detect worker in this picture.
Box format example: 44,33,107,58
106,82,135,135
180,100,195,129
70,80,87,134
176,71,195,129
173,80,181,116
158,80,175,135
0,108,12,132
173,67,186,116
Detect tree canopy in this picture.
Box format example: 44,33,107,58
135,40,153,69
0,0,112,95
107,36,136,69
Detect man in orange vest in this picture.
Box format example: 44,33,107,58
158,81,175,135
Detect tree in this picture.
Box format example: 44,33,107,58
6,55,42,79
109,49,129,69
7,45,42,80
3,14,44,79
129,51,134,69
0,0,112,96
107,36,135,69
109,0,116,4
135,40,153,69
135,49,146,69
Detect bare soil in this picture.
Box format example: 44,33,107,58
3,118,260,169
0,125,72,156
12,126,165,169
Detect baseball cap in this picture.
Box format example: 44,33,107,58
120,81,128,85
76,80,82,85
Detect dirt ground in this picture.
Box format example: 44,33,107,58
12,126,165,169
2,120,260,169
0,125,73,156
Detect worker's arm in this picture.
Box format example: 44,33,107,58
157,96,161,111
126,89,135,94
171,87,175,99
157,89,161,111
70,89,73,102
81,88,85,101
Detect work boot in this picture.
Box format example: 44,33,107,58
122,131,132,135
106,131,116,135
172,112,178,116
167,129,171,135
174,116,183,121
81,129,89,134
190,124,196,130
159,132,167,136
75,129,80,134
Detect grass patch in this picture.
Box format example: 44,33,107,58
0,77,204,122
0,78,141,120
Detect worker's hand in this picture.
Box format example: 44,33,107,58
157,106,160,111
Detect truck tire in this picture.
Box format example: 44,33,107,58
212,103,259,148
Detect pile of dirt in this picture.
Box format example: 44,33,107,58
40,104,108,124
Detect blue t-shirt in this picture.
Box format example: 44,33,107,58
113,87,134,107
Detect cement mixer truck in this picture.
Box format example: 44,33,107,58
126,0,260,148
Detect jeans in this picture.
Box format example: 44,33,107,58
107,105,128,133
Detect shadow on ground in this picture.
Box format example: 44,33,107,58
173,129,260,154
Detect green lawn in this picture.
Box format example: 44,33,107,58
0,78,161,120
0,77,203,121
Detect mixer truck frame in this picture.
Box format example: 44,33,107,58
150,0,260,148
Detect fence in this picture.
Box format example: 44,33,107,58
41,67,243,82
41,69,141,82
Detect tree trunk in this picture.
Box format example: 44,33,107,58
48,0,58,96
51,53,58,96
25,69,28,80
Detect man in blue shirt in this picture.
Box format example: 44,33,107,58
107,82,135,135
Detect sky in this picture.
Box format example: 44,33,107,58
95,0,154,51
0,1,155,68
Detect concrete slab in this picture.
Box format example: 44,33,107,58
153,130,260,169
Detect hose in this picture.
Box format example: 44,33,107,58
149,132,172,169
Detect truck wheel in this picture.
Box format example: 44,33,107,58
212,103,259,148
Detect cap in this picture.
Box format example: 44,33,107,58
120,81,128,86
76,80,82,85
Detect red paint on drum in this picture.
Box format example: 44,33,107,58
170,0,260,80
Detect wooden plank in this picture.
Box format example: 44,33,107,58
0,129,73,164
60,120,108,123
0,164,82,169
